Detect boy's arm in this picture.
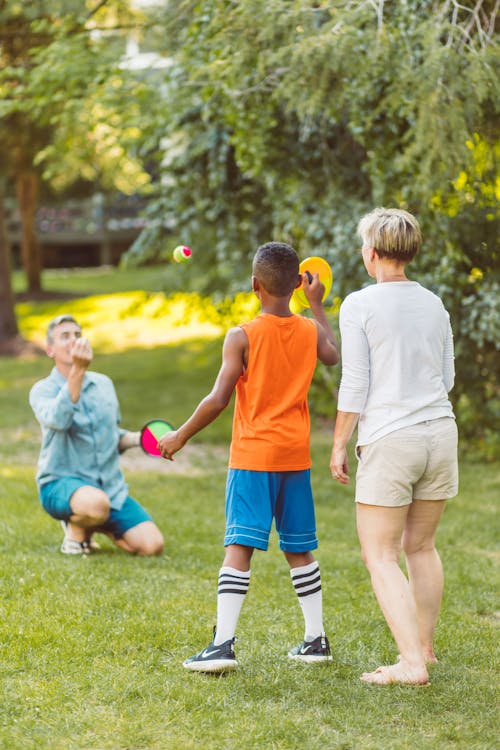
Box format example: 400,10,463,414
303,273,339,366
158,327,247,460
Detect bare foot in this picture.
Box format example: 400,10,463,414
361,662,430,686
422,651,438,665
398,652,438,665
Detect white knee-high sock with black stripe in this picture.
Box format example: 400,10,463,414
213,566,251,645
290,560,324,642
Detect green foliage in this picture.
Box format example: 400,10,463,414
130,1,499,265
123,0,499,446
2,1,498,440
415,133,500,450
0,0,150,195
0,348,498,749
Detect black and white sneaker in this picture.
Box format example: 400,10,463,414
183,637,238,673
288,633,333,663
60,538,92,555
60,521,100,552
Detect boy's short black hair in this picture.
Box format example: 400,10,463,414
253,242,300,297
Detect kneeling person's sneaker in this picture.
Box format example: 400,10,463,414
183,638,237,673
288,633,332,663
60,521,99,551
60,538,91,555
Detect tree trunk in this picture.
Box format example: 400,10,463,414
0,185,20,344
0,183,42,356
15,169,42,293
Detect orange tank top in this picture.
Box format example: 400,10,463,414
229,313,318,471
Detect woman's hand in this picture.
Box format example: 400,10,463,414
330,445,350,484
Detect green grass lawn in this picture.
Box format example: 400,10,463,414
0,273,498,749
12,265,171,296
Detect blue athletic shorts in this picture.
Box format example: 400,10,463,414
39,477,153,540
224,468,318,552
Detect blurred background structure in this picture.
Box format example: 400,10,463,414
6,193,146,268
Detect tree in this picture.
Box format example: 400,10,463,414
0,0,150,294
127,0,499,446
0,0,151,353
0,179,20,351
129,1,498,272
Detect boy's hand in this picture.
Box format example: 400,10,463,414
158,430,184,461
303,271,325,306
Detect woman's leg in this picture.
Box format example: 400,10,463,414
356,503,429,684
403,499,446,663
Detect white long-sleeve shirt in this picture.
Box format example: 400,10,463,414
338,281,455,445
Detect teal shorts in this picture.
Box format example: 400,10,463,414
39,477,152,540
224,469,318,552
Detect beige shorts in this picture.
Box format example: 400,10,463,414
355,417,458,507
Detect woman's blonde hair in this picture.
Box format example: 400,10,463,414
358,207,422,262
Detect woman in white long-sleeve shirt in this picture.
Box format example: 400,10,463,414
330,207,458,686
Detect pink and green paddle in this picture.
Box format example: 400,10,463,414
140,418,175,457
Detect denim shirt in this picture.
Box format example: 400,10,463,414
29,367,128,510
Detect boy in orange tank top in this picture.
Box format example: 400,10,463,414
159,242,339,671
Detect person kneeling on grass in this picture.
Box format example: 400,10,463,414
158,242,339,672
29,314,164,557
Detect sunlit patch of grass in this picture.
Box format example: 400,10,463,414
16,290,261,352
